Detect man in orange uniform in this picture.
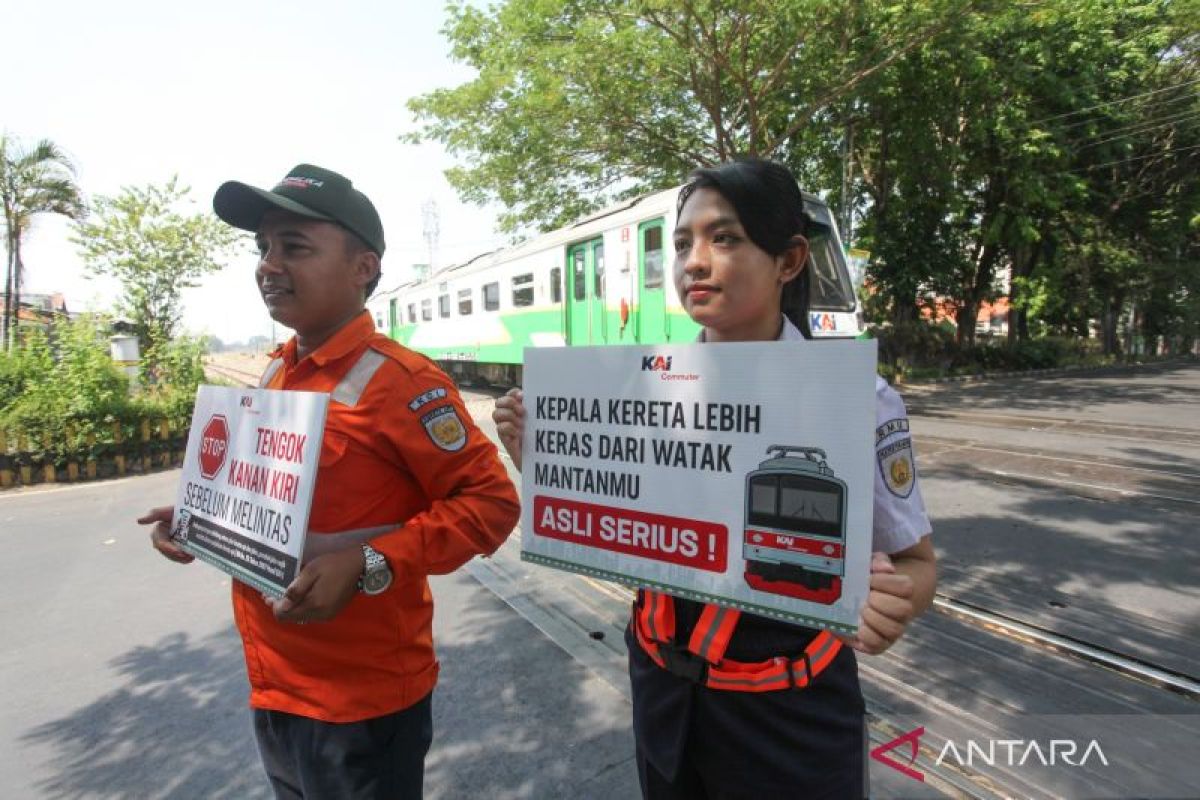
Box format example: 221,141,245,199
139,164,520,799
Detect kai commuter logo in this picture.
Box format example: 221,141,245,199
641,355,672,372
641,353,699,382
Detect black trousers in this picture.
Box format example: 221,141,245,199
628,625,867,799
252,693,433,800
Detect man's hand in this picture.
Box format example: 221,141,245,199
847,551,916,655
139,506,195,564
492,387,525,470
266,546,365,624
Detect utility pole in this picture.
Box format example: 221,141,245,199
841,114,854,247
422,199,440,275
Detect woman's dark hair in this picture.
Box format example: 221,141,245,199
677,157,813,338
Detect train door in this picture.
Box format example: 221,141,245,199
566,237,605,344
592,239,609,343
636,219,668,343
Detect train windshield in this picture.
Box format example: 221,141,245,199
748,474,843,538
808,234,857,312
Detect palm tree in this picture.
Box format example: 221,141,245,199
2,135,85,350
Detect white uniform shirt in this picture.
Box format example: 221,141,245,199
702,318,932,555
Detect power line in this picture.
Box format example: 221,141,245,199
1077,109,1200,150
1084,142,1200,172
1029,77,1200,126
1055,88,1199,133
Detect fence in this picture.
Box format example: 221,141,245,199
0,418,190,489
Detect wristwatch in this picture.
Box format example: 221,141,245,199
358,543,393,595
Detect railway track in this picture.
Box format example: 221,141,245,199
907,406,1200,447
203,360,263,387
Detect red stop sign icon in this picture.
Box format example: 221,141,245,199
199,415,230,480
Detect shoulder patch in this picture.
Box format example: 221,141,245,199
408,387,448,412
421,405,467,452
876,417,915,498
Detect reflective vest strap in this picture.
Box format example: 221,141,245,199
258,358,284,388
638,589,676,644
686,603,741,665
331,349,387,407
703,631,843,692
633,611,844,694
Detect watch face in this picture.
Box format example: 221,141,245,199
363,565,393,595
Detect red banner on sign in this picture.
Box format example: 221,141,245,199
533,495,727,572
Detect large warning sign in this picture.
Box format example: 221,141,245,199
173,386,328,597
520,340,877,633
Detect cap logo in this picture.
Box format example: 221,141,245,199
280,176,324,190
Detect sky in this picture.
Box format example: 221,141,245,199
4,0,505,345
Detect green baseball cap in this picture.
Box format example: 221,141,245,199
213,164,385,256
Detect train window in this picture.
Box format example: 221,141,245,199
550,267,562,303
594,244,605,297
779,475,842,537
513,273,534,307
421,299,432,321
408,303,417,324
483,282,500,311
374,313,384,329
458,288,473,316
439,294,451,318
573,249,586,300
643,225,664,288
748,474,842,538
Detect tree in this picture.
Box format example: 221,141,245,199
72,177,242,379
406,0,982,233
1,135,85,350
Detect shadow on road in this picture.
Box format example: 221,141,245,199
21,629,266,799
20,573,636,800
925,472,1200,684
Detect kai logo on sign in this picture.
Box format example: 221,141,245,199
641,355,672,372
199,415,230,480
240,395,254,408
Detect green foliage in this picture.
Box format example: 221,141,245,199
871,319,1114,381
407,0,976,233
0,316,199,470
1,134,85,350
410,0,1200,349
71,177,243,363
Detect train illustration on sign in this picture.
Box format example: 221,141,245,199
368,186,863,385
743,446,847,604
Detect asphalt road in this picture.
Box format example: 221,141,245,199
0,469,637,799
4,359,1197,799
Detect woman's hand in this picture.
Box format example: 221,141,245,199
492,387,526,471
847,537,936,655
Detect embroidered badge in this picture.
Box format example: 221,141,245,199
408,387,448,412
421,405,467,451
877,438,915,498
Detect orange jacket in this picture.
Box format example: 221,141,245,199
233,311,519,722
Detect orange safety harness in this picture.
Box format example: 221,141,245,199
633,589,843,692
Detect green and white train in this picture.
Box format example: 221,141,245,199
368,185,862,386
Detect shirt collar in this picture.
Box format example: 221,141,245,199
695,315,803,343
275,310,375,368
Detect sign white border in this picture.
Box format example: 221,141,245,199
520,340,877,633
